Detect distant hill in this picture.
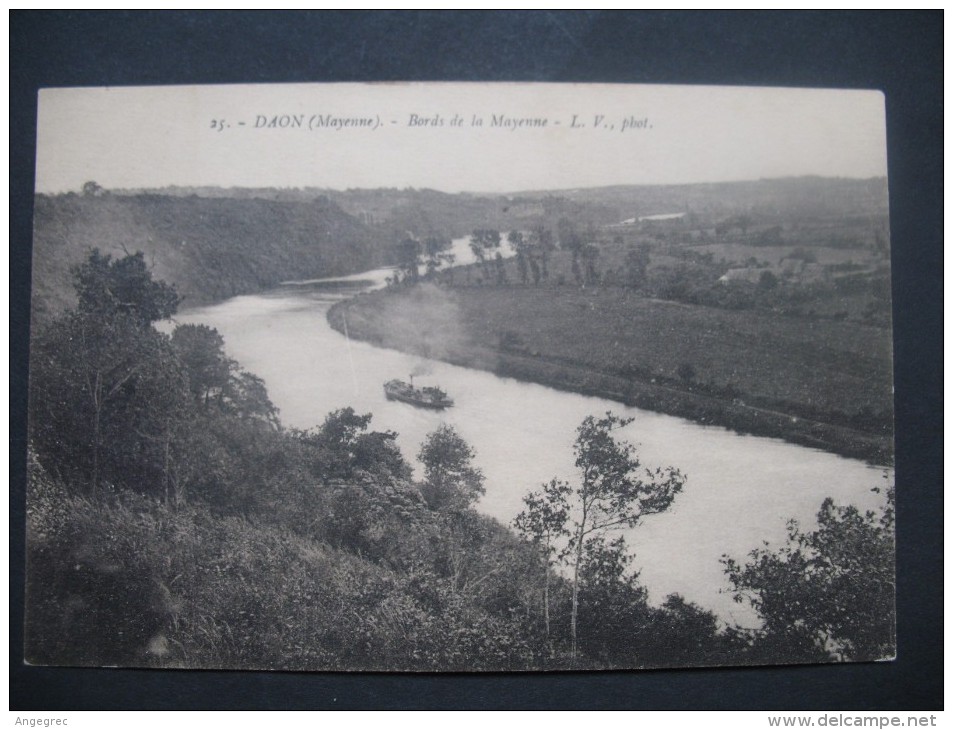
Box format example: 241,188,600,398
32,177,889,324
111,186,623,238
110,176,889,234
518,177,890,222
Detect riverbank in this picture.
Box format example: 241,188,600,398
328,283,893,465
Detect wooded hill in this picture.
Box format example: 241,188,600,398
528,176,889,220
30,187,618,324
30,192,381,323
118,176,889,222
31,177,887,325
111,185,624,244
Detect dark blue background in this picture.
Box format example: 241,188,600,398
10,10,943,710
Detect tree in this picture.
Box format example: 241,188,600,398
170,323,278,427
122,343,193,506
625,244,651,288
722,487,895,663
74,249,180,325
658,263,692,302
515,413,685,664
471,229,501,280
639,594,737,668
531,225,553,280
516,248,529,285
306,407,410,482
170,324,232,409
32,251,190,498
416,425,491,604
417,424,485,512
394,235,422,284
758,270,779,291
469,235,486,274
494,251,507,285
557,217,581,254
509,231,529,285
513,478,571,641
31,306,189,500
572,534,653,666
423,235,453,278
227,370,280,426
528,255,542,286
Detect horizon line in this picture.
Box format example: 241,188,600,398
35,173,890,198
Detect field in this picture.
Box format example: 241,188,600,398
332,268,894,463
455,287,890,414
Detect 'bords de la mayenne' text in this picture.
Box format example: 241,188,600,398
407,113,550,129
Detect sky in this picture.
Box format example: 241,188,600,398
35,82,888,194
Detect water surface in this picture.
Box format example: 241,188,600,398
175,236,890,626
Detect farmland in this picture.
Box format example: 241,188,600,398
331,180,893,463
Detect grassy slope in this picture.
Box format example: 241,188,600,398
457,287,892,414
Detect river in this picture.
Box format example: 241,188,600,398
174,236,890,627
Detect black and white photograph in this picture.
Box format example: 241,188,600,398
25,81,896,673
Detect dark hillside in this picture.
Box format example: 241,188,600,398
114,185,623,239
31,192,382,322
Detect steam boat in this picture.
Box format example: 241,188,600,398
384,376,454,410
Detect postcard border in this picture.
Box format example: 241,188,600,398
10,10,942,711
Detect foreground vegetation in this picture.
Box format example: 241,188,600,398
25,250,895,670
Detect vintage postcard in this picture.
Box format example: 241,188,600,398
26,83,894,671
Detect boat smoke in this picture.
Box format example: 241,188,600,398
411,363,433,378
372,283,476,366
